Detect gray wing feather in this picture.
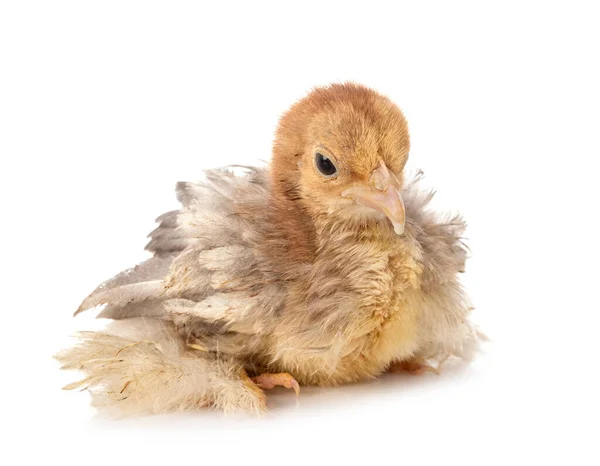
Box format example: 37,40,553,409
76,280,165,315
145,211,189,256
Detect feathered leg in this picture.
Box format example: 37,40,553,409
55,319,266,416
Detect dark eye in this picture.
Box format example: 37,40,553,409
315,153,337,177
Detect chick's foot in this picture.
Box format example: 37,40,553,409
388,360,440,375
252,372,300,395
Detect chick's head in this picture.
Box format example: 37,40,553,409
272,83,410,235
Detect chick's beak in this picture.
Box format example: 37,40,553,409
341,161,406,235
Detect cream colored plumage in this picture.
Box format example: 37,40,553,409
56,83,481,416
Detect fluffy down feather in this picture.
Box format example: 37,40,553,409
56,319,266,416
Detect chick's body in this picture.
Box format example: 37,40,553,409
266,229,422,386
58,83,479,415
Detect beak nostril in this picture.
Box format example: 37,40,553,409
371,175,388,192
370,161,391,192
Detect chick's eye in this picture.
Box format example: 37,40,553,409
315,153,337,177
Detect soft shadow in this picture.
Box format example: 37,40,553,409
89,360,478,429
265,358,476,415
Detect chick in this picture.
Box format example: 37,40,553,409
56,83,480,416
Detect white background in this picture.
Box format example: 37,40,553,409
1,1,599,464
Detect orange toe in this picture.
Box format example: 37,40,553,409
252,372,300,395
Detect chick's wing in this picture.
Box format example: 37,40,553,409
76,167,285,354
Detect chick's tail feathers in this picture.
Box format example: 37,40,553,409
55,319,266,416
